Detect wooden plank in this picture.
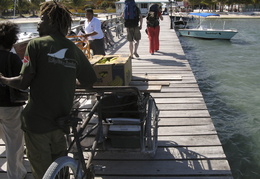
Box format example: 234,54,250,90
158,135,222,147
158,124,217,135
151,92,203,98
129,81,170,86
130,85,162,92
93,160,232,176
169,83,199,88
132,74,182,81
0,173,34,179
155,98,205,104
132,66,191,70
157,103,208,110
158,117,212,126
93,146,227,160
159,110,210,118
161,87,201,92
95,177,233,179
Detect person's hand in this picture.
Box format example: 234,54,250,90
0,73,6,86
0,72,3,80
83,34,89,40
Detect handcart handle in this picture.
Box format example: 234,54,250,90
77,86,142,97
96,86,143,98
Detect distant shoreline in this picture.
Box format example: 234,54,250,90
0,13,118,24
1,12,260,24
0,17,82,24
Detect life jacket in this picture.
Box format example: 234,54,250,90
124,0,140,28
146,4,160,28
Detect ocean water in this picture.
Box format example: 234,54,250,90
178,19,260,179
18,21,79,33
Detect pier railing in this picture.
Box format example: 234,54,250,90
14,15,125,60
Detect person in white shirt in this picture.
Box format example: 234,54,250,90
84,9,105,55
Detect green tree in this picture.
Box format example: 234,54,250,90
201,0,216,11
188,0,203,11
29,0,44,17
252,0,260,8
0,0,13,17
17,0,30,17
217,0,227,11
65,0,86,12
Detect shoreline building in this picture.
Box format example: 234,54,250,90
115,0,174,16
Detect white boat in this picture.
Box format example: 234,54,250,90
178,13,238,40
17,32,39,42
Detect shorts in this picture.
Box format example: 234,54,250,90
24,129,67,179
126,26,141,42
89,38,106,55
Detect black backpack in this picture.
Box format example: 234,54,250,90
124,3,140,28
146,4,159,27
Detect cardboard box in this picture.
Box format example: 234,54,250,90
90,55,132,86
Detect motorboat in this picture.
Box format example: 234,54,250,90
17,32,39,42
173,17,188,29
178,13,238,40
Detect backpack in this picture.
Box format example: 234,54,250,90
146,4,159,27
124,0,140,28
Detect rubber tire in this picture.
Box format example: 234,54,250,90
146,96,159,157
43,156,82,179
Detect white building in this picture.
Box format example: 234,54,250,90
115,0,175,15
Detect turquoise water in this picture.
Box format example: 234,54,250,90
179,19,260,179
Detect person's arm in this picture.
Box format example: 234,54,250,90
139,11,143,30
159,14,163,20
159,11,163,20
83,31,98,38
0,52,33,90
0,73,33,90
76,49,97,89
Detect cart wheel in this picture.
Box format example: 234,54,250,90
145,96,159,157
43,156,83,179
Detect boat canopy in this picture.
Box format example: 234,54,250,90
189,13,220,17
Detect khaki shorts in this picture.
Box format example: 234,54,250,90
127,26,141,42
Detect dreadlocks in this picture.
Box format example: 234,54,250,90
40,1,72,36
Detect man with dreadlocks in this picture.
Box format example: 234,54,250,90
0,1,97,178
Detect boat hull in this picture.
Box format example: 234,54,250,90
178,29,238,40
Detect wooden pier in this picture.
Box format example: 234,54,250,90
0,16,233,178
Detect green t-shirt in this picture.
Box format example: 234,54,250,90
20,34,97,133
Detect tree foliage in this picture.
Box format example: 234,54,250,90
1,0,260,19
17,0,30,17
0,0,13,17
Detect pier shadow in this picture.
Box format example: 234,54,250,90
136,50,188,67
93,140,232,177
106,36,128,55
140,55,187,67
155,51,187,60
